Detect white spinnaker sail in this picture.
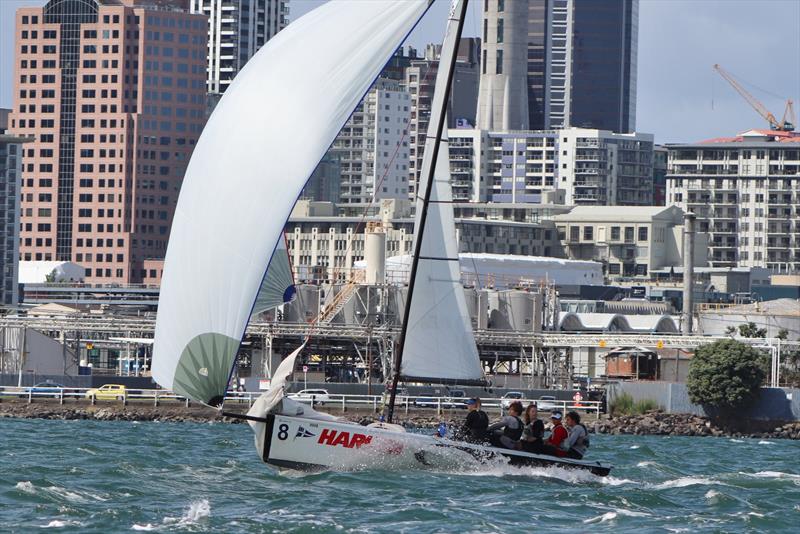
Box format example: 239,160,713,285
252,236,295,316
400,0,484,383
152,0,430,405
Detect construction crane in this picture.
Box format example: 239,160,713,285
713,64,795,131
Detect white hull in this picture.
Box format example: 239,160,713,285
260,414,611,476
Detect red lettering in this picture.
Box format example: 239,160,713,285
318,430,375,449
318,428,337,445
332,431,351,448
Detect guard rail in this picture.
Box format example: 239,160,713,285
0,387,603,416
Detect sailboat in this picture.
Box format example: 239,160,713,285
152,0,611,477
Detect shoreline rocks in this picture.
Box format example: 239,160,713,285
592,411,800,440
2,401,798,440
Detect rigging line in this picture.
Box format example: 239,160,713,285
387,0,470,423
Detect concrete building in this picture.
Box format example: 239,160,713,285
404,40,479,198
9,0,208,284
447,127,653,205
284,199,565,280
476,0,529,130
477,0,638,132
552,205,708,278
0,109,29,306
666,129,800,271
190,0,288,96
329,79,411,204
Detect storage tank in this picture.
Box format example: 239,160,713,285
505,290,543,332
364,227,386,284
464,288,489,330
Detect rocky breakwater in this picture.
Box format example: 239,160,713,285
0,400,243,423
592,411,800,440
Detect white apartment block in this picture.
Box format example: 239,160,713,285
331,79,411,204
447,127,653,205
191,0,288,95
667,129,800,271
405,42,479,199
552,205,708,278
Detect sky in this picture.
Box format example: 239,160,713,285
1,0,798,143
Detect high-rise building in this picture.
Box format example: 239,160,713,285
448,127,653,205
9,0,208,284
0,109,29,305
190,0,288,95
330,79,411,204
404,40,479,198
546,0,638,132
478,0,638,132
475,0,529,130
667,129,800,271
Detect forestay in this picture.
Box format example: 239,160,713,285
152,0,430,405
399,0,484,384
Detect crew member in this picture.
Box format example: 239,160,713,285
540,411,568,457
487,400,524,449
562,411,589,459
521,403,545,453
461,397,489,443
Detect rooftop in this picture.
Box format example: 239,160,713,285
680,129,800,146
552,205,683,223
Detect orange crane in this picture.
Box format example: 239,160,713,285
713,64,795,131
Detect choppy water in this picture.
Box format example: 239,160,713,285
1,418,799,532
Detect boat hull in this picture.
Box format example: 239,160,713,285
261,414,611,477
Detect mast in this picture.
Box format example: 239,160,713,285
387,0,469,423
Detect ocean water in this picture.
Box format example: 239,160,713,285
1,418,799,533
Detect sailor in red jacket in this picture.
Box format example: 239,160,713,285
542,411,569,457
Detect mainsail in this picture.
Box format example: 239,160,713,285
397,0,484,385
152,0,431,405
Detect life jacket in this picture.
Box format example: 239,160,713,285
503,416,524,441
577,424,590,448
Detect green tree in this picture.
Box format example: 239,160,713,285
738,322,767,338
687,339,766,413
776,328,788,340
724,326,737,337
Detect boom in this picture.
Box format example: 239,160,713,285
713,64,795,131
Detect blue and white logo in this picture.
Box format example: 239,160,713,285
295,426,316,439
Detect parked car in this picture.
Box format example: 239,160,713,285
85,384,127,400
447,389,468,408
288,389,330,405
414,397,461,409
501,391,524,409
536,395,559,412
28,381,68,398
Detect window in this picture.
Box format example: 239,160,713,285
498,0,504,11
495,49,503,74
610,226,620,241
624,227,634,242
638,227,648,241
497,18,504,43
569,226,579,241
583,226,593,241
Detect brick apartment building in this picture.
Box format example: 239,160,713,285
9,0,207,284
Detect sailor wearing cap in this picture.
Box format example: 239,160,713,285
540,410,569,457
461,397,489,443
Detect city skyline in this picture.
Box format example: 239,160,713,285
1,0,798,144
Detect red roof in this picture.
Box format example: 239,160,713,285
697,129,800,144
